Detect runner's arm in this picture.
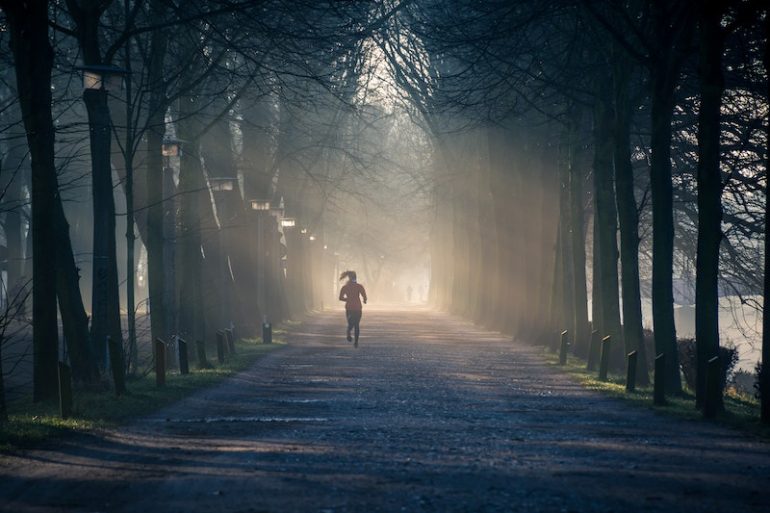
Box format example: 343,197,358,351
361,286,367,304
339,288,346,302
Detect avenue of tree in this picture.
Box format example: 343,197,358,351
0,0,768,424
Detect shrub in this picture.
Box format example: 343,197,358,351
677,338,738,392
731,369,756,396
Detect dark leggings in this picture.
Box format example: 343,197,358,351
346,310,362,341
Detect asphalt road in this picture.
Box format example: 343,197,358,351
1,306,769,512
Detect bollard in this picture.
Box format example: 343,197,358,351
598,336,611,381
703,355,722,419
107,336,126,395
262,322,272,345
626,351,638,393
178,338,189,375
58,362,73,419
216,330,226,364
558,330,569,365
195,340,211,369
654,353,666,405
155,338,166,387
587,330,601,371
225,328,236,355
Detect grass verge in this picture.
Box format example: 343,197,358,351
543,350,770,439
0,338,284,451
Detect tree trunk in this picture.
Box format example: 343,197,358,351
613,58,650,385
650,73,682,393
694,2,726,410
54,198,99,384
450,176,469,315
3,0,60,401
1,98,27,301
177,129,206,358
122,38,138,375
649,1,685,395
203,110,260,334
145,24,169,344
477,127,499,328
83,88,123,365
592,81,623,366
568,108,590,357
536,142,560,342
466,132,484,321
761,1,770,425
558,133,575,340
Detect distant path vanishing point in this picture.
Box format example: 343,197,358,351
1,306,769,512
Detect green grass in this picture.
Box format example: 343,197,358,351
543,349,770,438
0,338,284,451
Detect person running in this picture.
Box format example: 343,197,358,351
339,270,367,347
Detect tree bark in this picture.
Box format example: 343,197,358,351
649,0,687,394
694,1,726,410
54,198,99,384
536,141,560,342
0,95,27,302
568,107,590,357
64,0,124,369
558,131,575,340
177,124,206,359
592,79,623,365
613,57,650,385
145,11,169,344
83,88,123,365
761,1,770,425
2,0,60,401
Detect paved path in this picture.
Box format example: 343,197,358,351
1,307,769,512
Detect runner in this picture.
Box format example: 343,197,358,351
339,270,367,348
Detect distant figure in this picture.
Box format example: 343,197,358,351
339,270,367,348
406,285,413,302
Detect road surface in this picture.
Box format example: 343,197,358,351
1,307,769,512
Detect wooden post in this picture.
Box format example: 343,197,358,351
703,355,722,419
107,336,126,395
58,362,73,419
155,338,166,386
225,328,236,354
178,338,189,375
559,330,569,365
262,322,272,345
626,351,638,392
587,330,601,371
598,336,611,381
216,330,226,364
654,353,666,405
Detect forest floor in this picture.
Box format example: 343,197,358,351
1,306,769,512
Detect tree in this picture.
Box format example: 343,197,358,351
64,0,125,367
760,3,770,424
694,0,728,412
0,0,60,401
613,52,650,384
